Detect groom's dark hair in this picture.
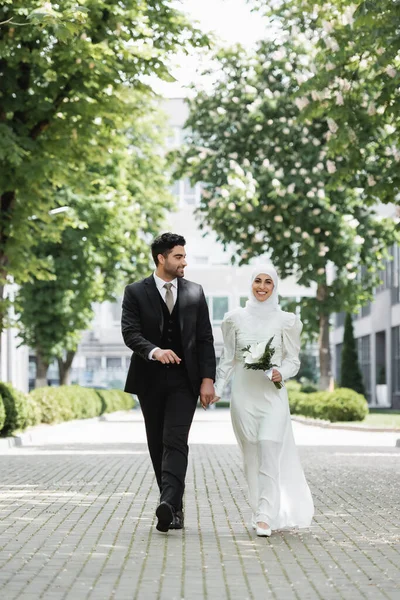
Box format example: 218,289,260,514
151,232,186,266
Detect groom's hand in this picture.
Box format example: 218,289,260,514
200,378,215,409
153,349,182,364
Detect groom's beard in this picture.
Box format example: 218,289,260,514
164,264,185,279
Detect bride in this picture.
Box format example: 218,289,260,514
213,264,314,536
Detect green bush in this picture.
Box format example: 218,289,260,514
29,385,102,424
285,380,302,394
0,382,29,435
288,387,368,422
96,389,135,414
25,395,42,427
0,393,5,433
300,382,318,394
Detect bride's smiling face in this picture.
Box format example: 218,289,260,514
252,273,274,302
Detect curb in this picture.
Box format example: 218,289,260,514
291,415,400,433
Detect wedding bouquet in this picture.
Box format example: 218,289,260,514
242,336,284,389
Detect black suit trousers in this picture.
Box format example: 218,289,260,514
137,365,197,511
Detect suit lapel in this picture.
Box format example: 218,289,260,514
144,276,164,334
178,278,188,335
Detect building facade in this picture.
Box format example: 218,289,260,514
333,242,400,408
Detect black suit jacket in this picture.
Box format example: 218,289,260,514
121,275,216,397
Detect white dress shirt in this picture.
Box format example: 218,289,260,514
148,272,178,360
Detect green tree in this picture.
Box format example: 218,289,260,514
0,0,207,330
254,0,400,209
176,40,397,389
340,313,365,395
15,106,174,387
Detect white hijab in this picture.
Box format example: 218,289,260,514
245,264,282,316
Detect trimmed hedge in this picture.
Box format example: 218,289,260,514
288,387,368,422
0,381,29,435
97,389,135,414
0,393,5,432
29,385,102,424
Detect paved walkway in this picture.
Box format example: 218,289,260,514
0,409,399,600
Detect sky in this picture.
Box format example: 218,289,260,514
152,0,270,97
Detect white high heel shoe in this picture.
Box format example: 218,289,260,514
256,522,272,537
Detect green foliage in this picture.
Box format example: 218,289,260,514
0,381,29,435
15,107,174,370
288,387,369,421
28,385,134,425
300,382,318,393
0,393,5,432
260,0,400,207
0,0,208,329
340,313,365,395
25,394,42,427
96,389,135,414
29,385,102,424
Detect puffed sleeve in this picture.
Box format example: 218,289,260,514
279,314,303,381
214,316,237,398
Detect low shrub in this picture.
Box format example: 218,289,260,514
300,382,318,394
0,382,29,435
29,385,102,424
0,393,5,432
285,380,302,394
96,389,135,414
288,387,368,422
25,395,42,427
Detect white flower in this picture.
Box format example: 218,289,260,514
317,189,325,199
283,127,290,135
262,158,271,168
243,342,266,364
335,92,344,106
243,158,251,167
302,232,310,239
275,168,284,178
367,175,376,186
287,183,296,194
255,124,263,132
325,37,340,52
295,97,310,111
348,272,357,280
217,107,226,115
228,202,236,211
267,119,273,125
314,227,321,234
322,20,334,33
313,208,321,215
229,152,239,160
294,226,301,233
274,215,283,222
386,66,396,78
307,191,315,198
376,47,385,56
327,118,339,133
326,62,336,71
317,268,325,275
284,231,291,238
245,85,258,95
232,96,240,104
327,160,337,174
272,178,280,188
221,189,230,198
367,103,376,116
354,235,365,245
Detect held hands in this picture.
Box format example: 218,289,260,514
200,378,215,410
153,349,181,365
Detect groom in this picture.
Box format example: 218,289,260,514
121,233,216,531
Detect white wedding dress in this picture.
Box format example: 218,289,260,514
215,306,314,530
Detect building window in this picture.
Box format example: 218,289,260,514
106,357,122,370
335,312,346,327
109,301,122,322
170,179,201,207
357,335,371,402
240,296,248,307
392,326,400,403
86,357,101,371
205,296,229,324
391,245,400,305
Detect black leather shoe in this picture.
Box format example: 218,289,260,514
155,501,174,532
169,510,184,530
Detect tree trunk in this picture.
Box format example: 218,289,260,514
317,283,332,391
58,350,76,386
36,352,49,388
